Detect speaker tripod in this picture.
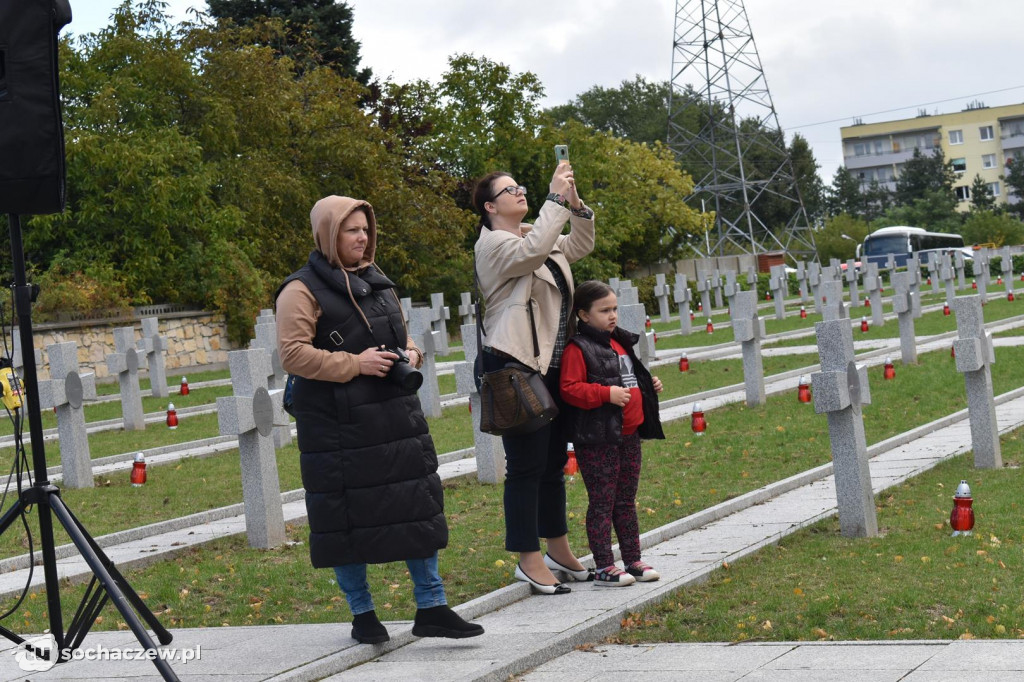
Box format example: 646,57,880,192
0,213,178,680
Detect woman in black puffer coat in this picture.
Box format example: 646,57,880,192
276,195,482,645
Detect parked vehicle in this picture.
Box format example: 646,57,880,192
855,226,968,268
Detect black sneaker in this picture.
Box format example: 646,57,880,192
594,565,636,587
412,605,485,639
351,610,389,644
625,561,661,582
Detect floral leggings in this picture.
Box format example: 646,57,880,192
575,432,643,569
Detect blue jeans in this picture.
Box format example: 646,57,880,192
333,552,447,615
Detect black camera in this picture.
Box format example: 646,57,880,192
383,347,423,392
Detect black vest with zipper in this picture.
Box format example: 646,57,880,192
566,323,665,446
276,251,447,567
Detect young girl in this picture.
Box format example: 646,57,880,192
559,281,665,587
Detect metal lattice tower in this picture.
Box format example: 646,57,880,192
668,0,815,259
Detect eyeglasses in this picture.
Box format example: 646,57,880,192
490,185,527,201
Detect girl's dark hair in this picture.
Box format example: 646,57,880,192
570,280,616,336
472,171,512,230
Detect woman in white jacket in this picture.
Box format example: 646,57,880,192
473,162,596,593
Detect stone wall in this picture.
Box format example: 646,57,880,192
14,311,233,380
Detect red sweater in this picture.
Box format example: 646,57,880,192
560,339,644,435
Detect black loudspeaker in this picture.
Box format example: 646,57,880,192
0,0,72,215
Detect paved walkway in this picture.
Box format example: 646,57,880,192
1,382,1022,680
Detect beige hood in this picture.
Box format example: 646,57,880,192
310,195,378,269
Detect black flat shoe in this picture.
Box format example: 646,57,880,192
514,563,571,594
412,605,484,639
544,553,595,582
351,610,389,644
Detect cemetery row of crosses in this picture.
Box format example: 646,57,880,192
4,245,1018,610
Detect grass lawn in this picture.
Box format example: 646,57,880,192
616,428,1024,643
4,344,1023,633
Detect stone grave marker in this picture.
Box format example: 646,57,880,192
105,326,145,431
429,293,451,356
952,295,1001,469
409,307,442,419
730,291,766,406
954,251,967,290
618,285,653,365
457,292,474,326
674,274,693,335
864,263,884,327
711,270,724,309
216,349,288,549
11,332,42,377
653,273,672,323
808,262,823,313
745,266,758,290
811,319,877,538
253,315,292,448
696,272,712,316
398,297,412,326
137,317,169,398
769,264,787,320
38,341,97,489
890,271,920,364
845,260,861,308
722,271,740,313
457,321,506,483
1000,247,1015,298
820,280,848,321
940,253,956,307
795,261,809,303
926,252,941,294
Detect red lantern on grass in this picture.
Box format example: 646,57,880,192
950,480,975,536
799,306,807,319
883,357,895,380
180,376,189,396
860,317,869,333
564,443,578,477
797,375,811,403
166,403,178,429
691,402,706,435
130,453,147,487
679,353,689,372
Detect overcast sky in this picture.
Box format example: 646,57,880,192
72,0,1024,182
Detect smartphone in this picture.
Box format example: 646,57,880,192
554,144,570,165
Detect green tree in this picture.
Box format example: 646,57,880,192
814,213,870,263
788,133,825,221
545,75,670,147
206,0,371,82
969,174,997,212
894,148,954,206
825,166,866,217
960,210,1024,247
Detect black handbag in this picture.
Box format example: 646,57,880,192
475,271,558,436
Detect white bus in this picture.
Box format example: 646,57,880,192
856,226,967,268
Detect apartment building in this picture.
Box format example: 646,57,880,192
840,102,1024,210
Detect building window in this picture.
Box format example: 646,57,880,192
988,182,1001,197
982,154,997,169
979,125,994,141
853,142,869,157
954,186,971,201
951,158,967,173
949,129,964,144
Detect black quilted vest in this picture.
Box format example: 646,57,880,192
566,323,665,446
276,251,447,567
